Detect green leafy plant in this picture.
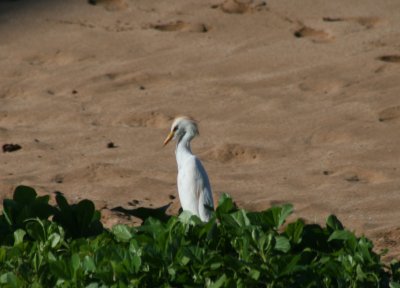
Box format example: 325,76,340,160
0,186,55,245
52,192,103,239
0,187,399,287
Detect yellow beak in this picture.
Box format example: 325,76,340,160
163,131,174,146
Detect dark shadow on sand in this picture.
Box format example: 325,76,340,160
111,202,173,223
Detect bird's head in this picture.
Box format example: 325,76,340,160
163,116,199,146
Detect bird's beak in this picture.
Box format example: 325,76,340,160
163,131,174,147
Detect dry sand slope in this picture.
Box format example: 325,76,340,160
1,0,400,259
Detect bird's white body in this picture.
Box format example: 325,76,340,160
164,116,214,222
176,138,213,222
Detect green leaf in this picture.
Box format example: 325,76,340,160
82,256,96,273
209,274,227,288
326,214,344,231
279,254,302,276
131,254,142,273
328,230,354,242
178,211,202,225
249,269,260,280
262,204,293,229
13,185,37,205
230,210,251,227
221,209,251,229
13,229,26,246
276,204,293,227
26,219,46,242
356,264,366,281
112,225,132,242
71,253,81,273
3,199,17,226
0,248,6,263
390,282,400,288
48,233,61,248
356,237,374,262
275,236,291,253
168,267,176,277
216,193,236,214
48,251,57,262
181,256,190,265
391,261,400,282
210,262,222,270
0,272,20,287
301,224,329,250
285,219,304,244
50,260,70,279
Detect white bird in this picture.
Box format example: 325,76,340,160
163,116,214,222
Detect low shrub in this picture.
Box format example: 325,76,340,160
0,186,399,287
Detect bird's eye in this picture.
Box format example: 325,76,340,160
173,126,178,132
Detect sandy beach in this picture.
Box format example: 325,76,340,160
1,0,400,260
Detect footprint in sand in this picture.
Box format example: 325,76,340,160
323,16,383,29
378,106,400,122
294,26,334,43
214,0,267,14
377,55,400,63
104,20,134,32
52,174,64,184
339,168,388,184
298,79,343,95
201,143,262,164
88,0,129,12
149,21,209,33
117,111,173,129
90,70,169,92
322,166,390,185
318,167,388,185
353,17,383,29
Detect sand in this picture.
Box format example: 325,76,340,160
1,0,400,260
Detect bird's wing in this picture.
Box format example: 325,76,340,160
194,158,214,221
177,158,200,216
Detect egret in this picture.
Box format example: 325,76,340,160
163,116,214,222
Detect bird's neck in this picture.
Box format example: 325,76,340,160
175,135,193,169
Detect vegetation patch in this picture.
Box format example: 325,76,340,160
1,186,400,287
